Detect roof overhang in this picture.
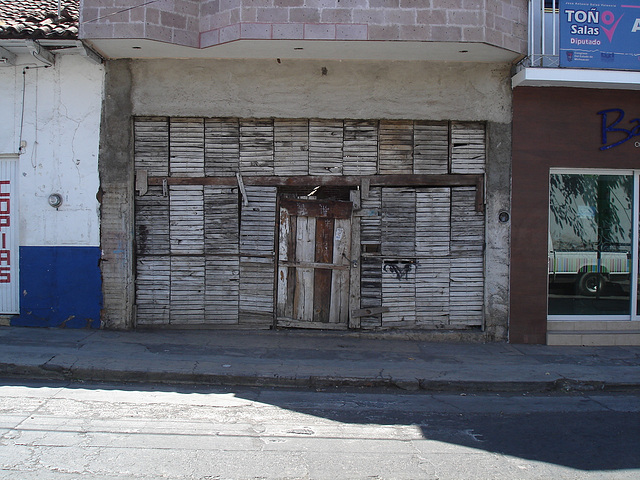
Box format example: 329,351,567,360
512,67,640,90
0,38,102,66
85,38,520,63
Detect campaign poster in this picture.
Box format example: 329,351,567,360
560,1,640,70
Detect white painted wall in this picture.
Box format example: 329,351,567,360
0,54,104,247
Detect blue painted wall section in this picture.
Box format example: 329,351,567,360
12,246,102,328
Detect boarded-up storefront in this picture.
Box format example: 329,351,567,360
133,117,486,330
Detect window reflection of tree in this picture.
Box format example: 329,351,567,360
550,174,632,254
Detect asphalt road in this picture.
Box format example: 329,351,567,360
0,379,638,479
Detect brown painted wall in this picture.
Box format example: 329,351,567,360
511,86,640,344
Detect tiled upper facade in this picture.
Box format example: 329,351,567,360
80,0,527,55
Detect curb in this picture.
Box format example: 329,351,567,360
2,362,639,393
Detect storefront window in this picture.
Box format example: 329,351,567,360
548,173,633,317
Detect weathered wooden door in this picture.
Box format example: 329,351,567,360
277,198,352,328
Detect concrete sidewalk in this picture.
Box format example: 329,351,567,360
0,326,639,392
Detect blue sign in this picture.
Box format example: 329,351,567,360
560,1,640,70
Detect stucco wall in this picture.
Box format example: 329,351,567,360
0,54,104,327
130,59,512,123
0,55,103,247
100,58,512,338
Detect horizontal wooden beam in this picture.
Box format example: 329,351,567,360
144,174,485,212
147,174,482,188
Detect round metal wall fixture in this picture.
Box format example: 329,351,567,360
48,193,63,208
498,211,510,223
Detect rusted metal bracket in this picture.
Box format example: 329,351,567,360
236,172,249,207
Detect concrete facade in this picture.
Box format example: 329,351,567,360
99,58,512,339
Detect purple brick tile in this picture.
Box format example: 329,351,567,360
417,9,447,25
220,23,241,43
241,22,272,38
113,22,144,38
200,28,221,47
495,14,514,35
174,0,200,17
463,0,484,9
368,24,400,40
242,0,274,6
484,27,503,46
172,28,199,47
241,7,259,22
230,7,241,23
161,11,187,30
81,7,100,24
290,8,321,23
431,0,463,9
146,8,160,25
353,9,385,24
272,23,305,39
145,24,174,43
336,23,368,40
400,0,426,7
201,0,221,16
321,9,353,23
257,7,290,22
304,23,336,39
429,25,462,41
102,7,130,23
370,0,400,7
275,0,305,6
209,10,232,29
220,0,239,10
447,10,481,27
462,26,484,42
80,22,115,39
384,9,416,25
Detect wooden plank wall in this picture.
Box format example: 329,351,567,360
134,117,486,329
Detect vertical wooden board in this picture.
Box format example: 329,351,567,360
348,189,362,328
135,185,170,256
170,185,204,255
415,257,450,326
359,257,382,328
134,117,169,176
240,119,274,175
309,119,343,176
381,259,416,326
204,118,240,176
169,256,206,324
135,256,170,325
451,122,486,174
240,186,277,255
205,256,239,324
278,207,291,262
170,118,204,177
450,186,485,326
416,188,451,257
378,120,413,174
414,121,449,174
204,186,239,255
313,218,334,323
381,188,416,257
239,256,274,319
451,187,485,256
274,119,309,175
330,218,351,324
343,120,378,175
293,216,315,322
360,187,381,248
